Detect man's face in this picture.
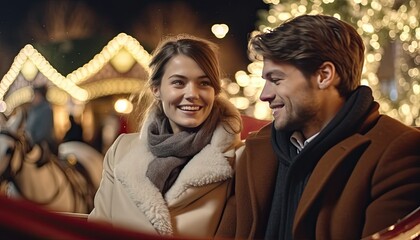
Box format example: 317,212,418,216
260,59,322,135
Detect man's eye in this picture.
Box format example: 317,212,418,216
270,79,282,85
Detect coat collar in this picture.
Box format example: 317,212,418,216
293,134,371,234
114,112,238,235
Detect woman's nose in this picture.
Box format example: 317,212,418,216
185,83,199,100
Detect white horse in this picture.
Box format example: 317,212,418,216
0,110,103,214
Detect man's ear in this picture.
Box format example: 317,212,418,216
316,61,337,89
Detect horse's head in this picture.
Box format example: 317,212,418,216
0,109,28,182
1,109,97,213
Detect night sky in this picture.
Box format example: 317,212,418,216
0,0,269,76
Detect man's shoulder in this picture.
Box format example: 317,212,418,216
370,115,419,136
246,122,272,140
364,115,420,148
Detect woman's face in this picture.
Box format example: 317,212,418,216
153,54,215,133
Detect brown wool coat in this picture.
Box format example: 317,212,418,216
216,115,420,240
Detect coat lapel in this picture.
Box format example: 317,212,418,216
165,123,236,203
293,134,371,234
165,144,233,203
245,124,278,237
115,137,173,235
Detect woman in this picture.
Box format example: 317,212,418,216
88,34,243,238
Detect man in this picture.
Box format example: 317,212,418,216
62,114,84,143
25,85,56,153
223,14,420,239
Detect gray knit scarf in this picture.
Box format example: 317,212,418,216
146,115,213,194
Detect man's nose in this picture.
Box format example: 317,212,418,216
259,81,274,102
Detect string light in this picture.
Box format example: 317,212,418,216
0,33,151,115
0,45,88,114
1,9,418,125
228,0,419,125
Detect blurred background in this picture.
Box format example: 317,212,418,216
0,0,419,155
0,0,269,153
0,0,267,78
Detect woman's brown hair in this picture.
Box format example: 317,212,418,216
134,34,241,136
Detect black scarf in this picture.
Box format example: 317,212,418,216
146,115,213,195
265,86,377,240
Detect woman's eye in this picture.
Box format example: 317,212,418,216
172,80,184,86
201,81,211,86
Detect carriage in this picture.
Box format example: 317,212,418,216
0,110,103,214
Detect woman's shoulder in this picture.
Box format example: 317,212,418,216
117,132,141,142
109,132,139,145
108,132,142,155
104,132,149,167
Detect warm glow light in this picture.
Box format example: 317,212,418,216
278,12,292,21
0,44,88,108
110,48,136,73
83,78,145,99
0,33,152,115
229,97,250,110
225,0,419,125
211,24,229,39
21,60,38,81
3,87,33,115
235,71,250,87
227,82,240,95
114,98,133,114
0,100,6,113
66,33,151,86
254,101,270,120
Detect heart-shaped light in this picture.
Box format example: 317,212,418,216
211,24,229,39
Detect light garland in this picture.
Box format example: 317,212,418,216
0,45,87,102
67,33,151,85
66,33,151,101
1,10,417,125
0,33,152,115
81,78,146,100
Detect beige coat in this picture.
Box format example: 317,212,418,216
88,115,243,238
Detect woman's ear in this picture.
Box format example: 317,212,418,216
151,86,160,99
317,61,337,89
